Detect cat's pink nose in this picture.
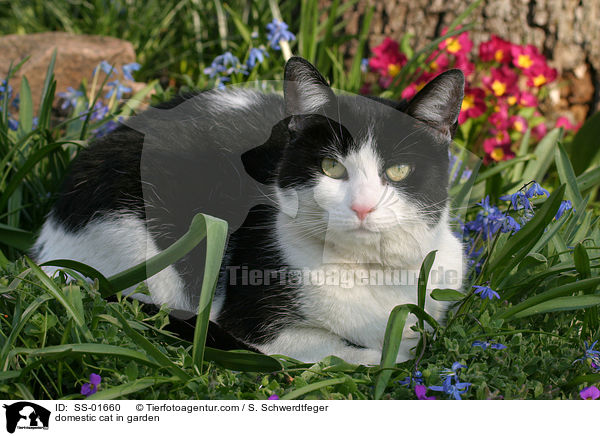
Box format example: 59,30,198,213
351,204,374,221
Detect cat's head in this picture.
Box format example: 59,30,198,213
274,57,464,258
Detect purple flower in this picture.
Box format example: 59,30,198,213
555,200,572,220
266,19,296,50
122,62,141,81
473,285,500,300
7,118,18,131
579,386,599,400
415,385,436,400
247,47,268,69
80,373,101,397
267,394,279,400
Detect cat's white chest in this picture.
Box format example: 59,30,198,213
299,270,421,348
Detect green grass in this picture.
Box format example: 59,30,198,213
1,0,599,400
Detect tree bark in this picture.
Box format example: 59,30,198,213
336,0,599,122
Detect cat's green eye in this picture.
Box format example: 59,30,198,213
321,158,347,179
385,164,412,182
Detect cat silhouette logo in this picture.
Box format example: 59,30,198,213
3,402,50,433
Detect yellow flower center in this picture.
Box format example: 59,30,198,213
494,50,504,62
430,60,439,70
447,38,462,53
496,131,507,141
517,54,533,69
491,80,507,96
490,147,505,161
507,95,517,105
461,94,475,111
514,120,524,132
387,63,401,77
533,74,546,86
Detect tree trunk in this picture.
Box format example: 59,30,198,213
336,0,599,122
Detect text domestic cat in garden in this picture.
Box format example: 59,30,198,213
33,57,466,364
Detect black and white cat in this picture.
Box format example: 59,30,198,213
33,57,465,364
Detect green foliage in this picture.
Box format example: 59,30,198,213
1,0,599,400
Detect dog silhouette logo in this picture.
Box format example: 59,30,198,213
3,402,50,433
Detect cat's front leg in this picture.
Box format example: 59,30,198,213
254,327,384,365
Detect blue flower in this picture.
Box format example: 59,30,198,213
266,19,296,50
96,60,116,76
7,118,18,131
247,47,268,69
361,58,369,73
11,94,19,110
500,214,521,234
573,340,600,371
473,285,500,300
440,362,467,383
122,62,141,81
90,101,110,121
465,196,505,240
57,87,84,110
500,190,532,211
398,370,424,387
0,80,12,100
555,200,572,220
105,80,131,100
429,377,471,400
204,52,248,79
526,182,549,199
472,340,507,350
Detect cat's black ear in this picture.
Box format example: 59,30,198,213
405,69,465,139
284,57,335,117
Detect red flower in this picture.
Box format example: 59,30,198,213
483,129,514,162
459,87,486,124
479,35,513,64
482,66,518,97
439,27,473,57
368,37,407,79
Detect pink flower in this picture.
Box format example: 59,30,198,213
579,386,600,400
479,35,513,64
532,121,548,140
415,385,436,400
368,37,407,79
489,103,510,129
400,73,433,100
483,129,514,162
510,44,545,73
426,50,450,73
459,87,487,124
439,27,473,57
526,63,558,87
556,116,581,132
510,115,528,133
453,55,475,77
518,91,538,107
482,66,518,97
